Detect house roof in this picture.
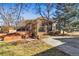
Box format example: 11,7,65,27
17,17,57,31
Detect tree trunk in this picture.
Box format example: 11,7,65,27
58,20,61,33
63,19,66,35
63,29,64,35
45,25,48,34
36,22,40,35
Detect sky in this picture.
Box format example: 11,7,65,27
0,3,41,19
0,3,57,25
0,3,57,19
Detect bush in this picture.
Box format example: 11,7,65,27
1,26,14,33
48,30,60,36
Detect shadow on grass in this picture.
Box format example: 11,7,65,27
33,47,70,56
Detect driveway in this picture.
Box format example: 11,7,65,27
42,36,79,56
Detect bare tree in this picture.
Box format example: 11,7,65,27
0,3,28,27
35,3,55,20
34,3,56,33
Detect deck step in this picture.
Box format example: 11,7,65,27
42,38,65,47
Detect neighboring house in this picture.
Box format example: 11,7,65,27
17,18,58,36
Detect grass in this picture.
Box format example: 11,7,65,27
0,40,69,56
0,40,52,56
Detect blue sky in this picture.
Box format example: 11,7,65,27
0,3,57,19
0,3,41,19
22,11,41,19
0,3,57,25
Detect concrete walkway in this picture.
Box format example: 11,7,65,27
42,36,79,56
